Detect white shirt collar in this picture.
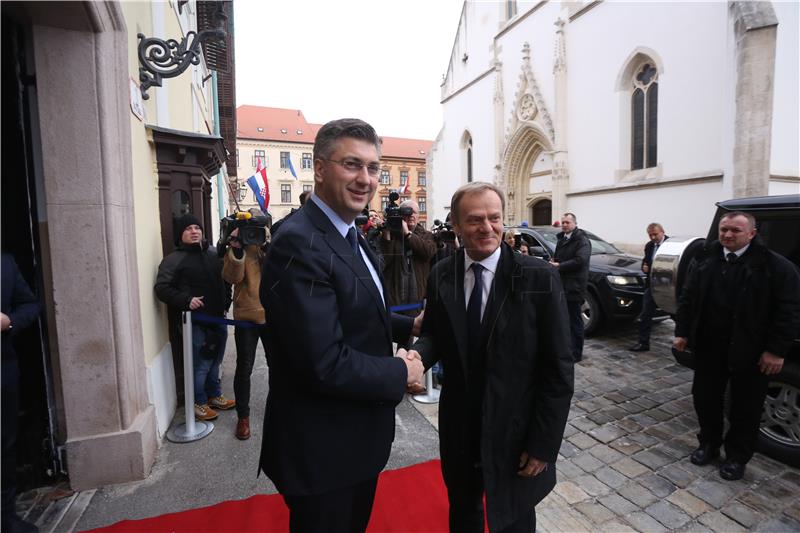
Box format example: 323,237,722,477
309,193,354,238
723,243,750,259
464,246,501,276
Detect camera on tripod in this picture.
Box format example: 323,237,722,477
384,191,414,234
217,210,270,257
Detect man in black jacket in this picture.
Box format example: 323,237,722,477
630,223,668,352
408,182,573,532
674,211,800,481
155,214,234,422
1,254,41,533
550,212,591,362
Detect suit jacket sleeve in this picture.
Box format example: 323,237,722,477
262,229,407,403
412,268,441,371
527,267,574,462
391,313,413,344
5,258,40,335
407,229,436,262
557,235,591,273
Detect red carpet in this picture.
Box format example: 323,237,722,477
86,460,452,533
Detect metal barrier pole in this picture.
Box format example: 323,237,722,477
412,368,440,404
167,311,214,442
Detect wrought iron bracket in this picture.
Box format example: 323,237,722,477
137,29,225,100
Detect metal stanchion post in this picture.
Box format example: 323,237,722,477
167,311,214,442
412,368,440,404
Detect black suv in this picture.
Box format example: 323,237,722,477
651,194,800,467
506,225,657,336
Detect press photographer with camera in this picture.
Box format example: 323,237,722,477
431,214,459,265
219,208,271,440
380,195,436,323
155,214,235,422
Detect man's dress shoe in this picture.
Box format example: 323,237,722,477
719,460,746,481
690,444,720,465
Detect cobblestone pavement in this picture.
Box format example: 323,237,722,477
415,318,800,532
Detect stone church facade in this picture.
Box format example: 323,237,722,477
428,1,798,248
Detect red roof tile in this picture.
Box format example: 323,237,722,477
237,105,432,160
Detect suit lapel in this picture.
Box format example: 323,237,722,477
482,246,514,355
437,249,470,376
304,202,389,331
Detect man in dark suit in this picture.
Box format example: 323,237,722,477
259,118,424,533
409,183,574,533
550,212,591,362
2,253,41,533
674,211,800,481
630,222,668,352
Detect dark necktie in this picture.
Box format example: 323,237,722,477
346,227,359,256
467,263,485,351
726,252,737,263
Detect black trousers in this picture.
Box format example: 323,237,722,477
232,324,268,419
692,343,770,463
566,300,585,362
282,476,378,533
445,462,536,533
637,288,656,346
1,362,19,529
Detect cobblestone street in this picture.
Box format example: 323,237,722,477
492,318,800,532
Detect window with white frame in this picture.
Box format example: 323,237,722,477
303,184,312,193
253,149,266,167
302,152,312,169
418,171,426,187
400,171,409,186
380,169,391,185
418,198,427,213
281,184,291,203
381,196,389,211
631,62,658,170
280,152,290,169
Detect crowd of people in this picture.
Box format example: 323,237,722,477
3,116,798,533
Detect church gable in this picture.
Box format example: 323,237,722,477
506,42,555,146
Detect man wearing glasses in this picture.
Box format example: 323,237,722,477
258,118,424,533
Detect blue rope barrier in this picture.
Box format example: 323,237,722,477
192,312,261,329
389,302,424,313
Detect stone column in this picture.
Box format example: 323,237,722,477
552,18,570,218
730,1,778,198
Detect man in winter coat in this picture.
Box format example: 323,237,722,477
409,182,574,533
155,214,234,421
222,213,269,440
674,211,800,481
550,212,591,362
629,222,668,352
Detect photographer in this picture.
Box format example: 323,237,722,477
380,199,436,320
155,214,235,422
431,214,459,265
220,209,270,441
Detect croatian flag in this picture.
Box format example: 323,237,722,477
401,178,410,196
246,157,270,211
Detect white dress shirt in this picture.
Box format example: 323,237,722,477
463,247,501,320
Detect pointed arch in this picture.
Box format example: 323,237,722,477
461,130,474,183
502,124,553,224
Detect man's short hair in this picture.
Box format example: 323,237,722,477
313,118,382,161
647,222,664,232
562,212,577,223
399,200,419,213
299,190,311,206
720,211,757,230
450,182,505,225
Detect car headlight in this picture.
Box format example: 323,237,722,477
606,275,638,286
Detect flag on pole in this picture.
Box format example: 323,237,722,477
246,157,270,211
287,155,298,179
401,177,410,196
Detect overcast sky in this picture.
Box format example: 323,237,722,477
234,0,464,141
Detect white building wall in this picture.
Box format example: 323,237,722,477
771,1,800,179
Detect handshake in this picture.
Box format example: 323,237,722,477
396,348,424,391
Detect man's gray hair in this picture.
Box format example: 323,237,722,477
450,182,505,224
313,118,382,161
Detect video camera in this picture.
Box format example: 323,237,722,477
431,218,456,242
384,191,414,234
217,211,271,257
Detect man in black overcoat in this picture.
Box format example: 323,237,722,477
630,222,668,352
674,211,800,481
409,182,574,532
550,212,591,362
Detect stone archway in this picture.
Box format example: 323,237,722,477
502,124,553,225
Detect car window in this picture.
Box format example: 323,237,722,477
583,231,622,255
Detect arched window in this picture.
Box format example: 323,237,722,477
631,63,658,170
467,137,473,183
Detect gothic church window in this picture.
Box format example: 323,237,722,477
631,63,658,170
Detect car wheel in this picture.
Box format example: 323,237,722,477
581,291,602,337
757,363,800,467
